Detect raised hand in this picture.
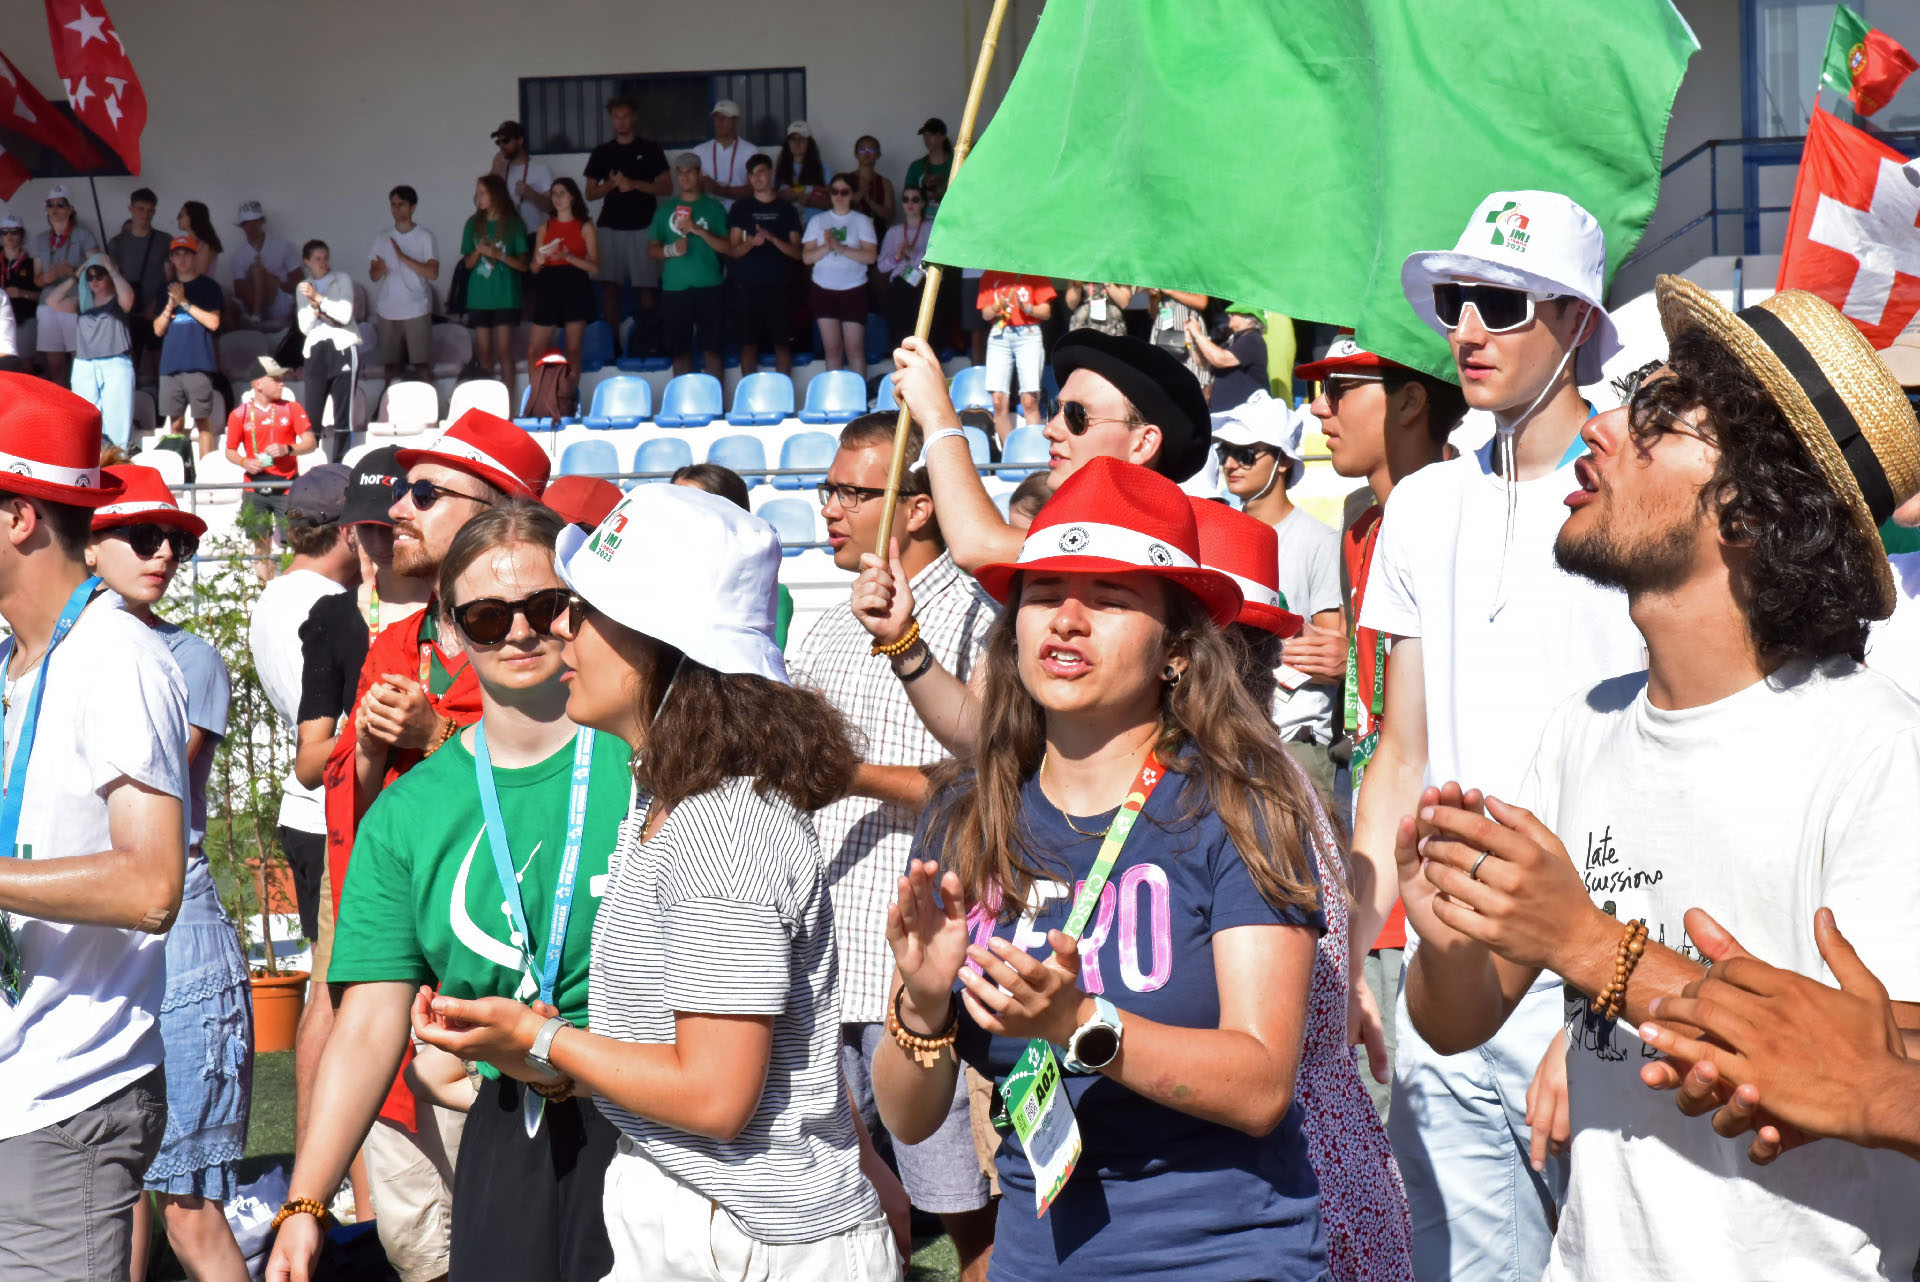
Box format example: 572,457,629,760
886,859,969,1027
959,931,1089,1045
852,542,914,647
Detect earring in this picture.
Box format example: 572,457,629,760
1162,664,1183,687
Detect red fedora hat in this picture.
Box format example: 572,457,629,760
542,474,623,530
0,373,124,508
395,409,550,499
92,464,208,538
1188,497,1303,638
975,456,1241,626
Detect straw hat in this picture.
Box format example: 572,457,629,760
1655,274,1920,617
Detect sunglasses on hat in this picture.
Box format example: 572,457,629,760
111,524,199,561
1432,283,1562,334
451,587,571,646
1214,442,1276,468
393,477,494,511
1058,401,1135,437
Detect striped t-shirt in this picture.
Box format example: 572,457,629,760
588,777,879,1244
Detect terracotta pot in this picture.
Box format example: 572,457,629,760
250,969,309,1054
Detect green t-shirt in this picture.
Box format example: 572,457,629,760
648,195,728,292
330,727,634,1044
904,155,953,204
460,217,529,310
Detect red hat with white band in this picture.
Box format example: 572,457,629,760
973,456,1242,626
0,373,123,508
91,464,208,538
394,409,550,500
1293,328,1405,382
1188,498,1302,638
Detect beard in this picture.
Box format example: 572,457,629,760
390,527,438,580
1554,506,1698,596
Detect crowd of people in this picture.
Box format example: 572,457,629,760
2,171,1919,1282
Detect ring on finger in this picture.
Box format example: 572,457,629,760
1469,851,1491,881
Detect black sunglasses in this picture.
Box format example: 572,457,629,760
1059,400,1135,437
393,477,493,511
563,591,596,639
451,587,571,646
1214,442,1275,468
1324,373,1385,409
818,482,888,511
902,194,924,203
112,523,199,561
46,201,70,210
1431,283,1559,334
829,187,854,197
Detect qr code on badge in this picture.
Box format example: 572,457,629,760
1021,1093,1041,1127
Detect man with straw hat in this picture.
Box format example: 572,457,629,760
1394,279,1920,1281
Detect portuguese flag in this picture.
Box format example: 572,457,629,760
1820,4,1917,117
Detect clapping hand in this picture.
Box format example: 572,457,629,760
961,933,1090,1046
887,859,969,1031
1281,620,1347,680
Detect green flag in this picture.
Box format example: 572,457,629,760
926,1,1697,380
1820,4,1870,95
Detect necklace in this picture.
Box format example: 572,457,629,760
1037,750,1115,839
2,645,49,713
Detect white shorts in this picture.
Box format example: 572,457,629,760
359,1106,464,1282
985,323,1044,396
34,305,76,353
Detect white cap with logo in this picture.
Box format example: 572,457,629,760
234,199,266,224
711,98,742,118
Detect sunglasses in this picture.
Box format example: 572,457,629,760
393,477,493,511
563,591,596,638
830,187,853,197
112,523,199,561
1059,400,1135,437
902,194,924,204
46,201,70,210
818,482,888,511
1324,373,1384,409
1214,443,1276,468
451,587,571,646
1431,283,1561,334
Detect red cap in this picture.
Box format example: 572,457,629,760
543,474,623,529
92,464,208,537
0,373,123,508
974,457,1241,626
395,409,550,499
1188,498,1302,638
1294,328,1407,382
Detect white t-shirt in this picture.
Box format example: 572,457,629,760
803,210,877,292
250,568,345,833
1865,550,1920,701
500,157,556,235
689,137,766,209
231,234,300,322
1268,505,1342,745
0,599,188,1139
1521,658,1920,1282
368,225,438,321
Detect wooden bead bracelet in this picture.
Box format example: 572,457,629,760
1591,917,1649,1021
270,1197,330,1232
871,618,922,659
887,987,958,1068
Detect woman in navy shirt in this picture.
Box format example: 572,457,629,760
874,458,1329,1281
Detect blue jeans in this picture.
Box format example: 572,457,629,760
70,354,135,449
1388,977,1567,1282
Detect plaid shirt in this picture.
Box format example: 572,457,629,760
789,552,998,1024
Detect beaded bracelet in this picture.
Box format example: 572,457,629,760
871,617,922,659
887,987,958,1068
423,716,459,756
270,1197,330,1232
1590,917,1650,1021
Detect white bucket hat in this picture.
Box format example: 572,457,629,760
555,484,788,684
1401,189,1622,385
1210,391,1305,489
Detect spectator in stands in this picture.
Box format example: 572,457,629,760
776,121,832,210
230,200,301,331
650,154,729,378
226,354,317,570
368,185,439,386
1063,282,1134,337
175,202,221,280
530,177,600,376
43,254,136,449
878,187,934,359
490,119,554,232
1149,288,1213,393
905,118,954,209
804,176,880,372
790,412,1001,1282
692,98,761,208
1189,305,1270,410
584,95,669,332
32,184,100,385
671,461,795,647
1005,470,1051,530
107,188,168,377
849,135,896,229
295,240,361,459
726,154,803,377
979,272,1056,443
462,174,531,406
154,234,224,457
2,214,38,359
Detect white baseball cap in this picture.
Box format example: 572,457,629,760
1209,391,1305,488
45,184,71,203
786,120,812,139
556,484,787,684
711,98,742,118
0,214,22,231
234,199,265,224
1401,189,1622,384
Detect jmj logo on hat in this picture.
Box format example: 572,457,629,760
1486,201,1531,252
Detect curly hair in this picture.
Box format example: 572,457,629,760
1640,327,1884,663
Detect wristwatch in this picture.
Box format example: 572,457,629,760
525,1015,571,1077
1062,997,1123,1074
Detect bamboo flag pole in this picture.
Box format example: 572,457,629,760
873,0,1014,555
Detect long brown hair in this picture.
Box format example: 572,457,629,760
468,174,524,241
926,577,1321,920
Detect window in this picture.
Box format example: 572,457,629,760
520,68,807,155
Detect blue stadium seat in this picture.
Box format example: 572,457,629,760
1040,365,1061,418
999,426,1049,481
949,365,991,412
655,373,724,428
632,435,693,480
583,376,654,429
962,425,992,465
797,369,867,425
728,371,797,427
558,439,620,478
775,431,838,491
874,375,898,412
706,434,768,488
581,321,616,372
758,498,819,557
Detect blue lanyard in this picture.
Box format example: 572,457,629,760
0,576,101,859
473,723,595,1005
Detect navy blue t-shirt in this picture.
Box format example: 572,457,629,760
158,275,223,375
914,764,1328,1282
725,196,803,289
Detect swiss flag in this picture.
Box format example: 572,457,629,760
42,0,143,174
0,48,101,170
1776,108,1920,349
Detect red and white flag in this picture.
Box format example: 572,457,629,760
0,48,100,170
42,0,144,173
0,143,32,200
1776,107,1920,348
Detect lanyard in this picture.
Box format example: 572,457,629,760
901,219,924,259
1343,515,1385,743
0,576,100,861
473,724,595,1007
717,139,740,186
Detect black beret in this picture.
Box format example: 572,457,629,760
1051,329,1210,482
